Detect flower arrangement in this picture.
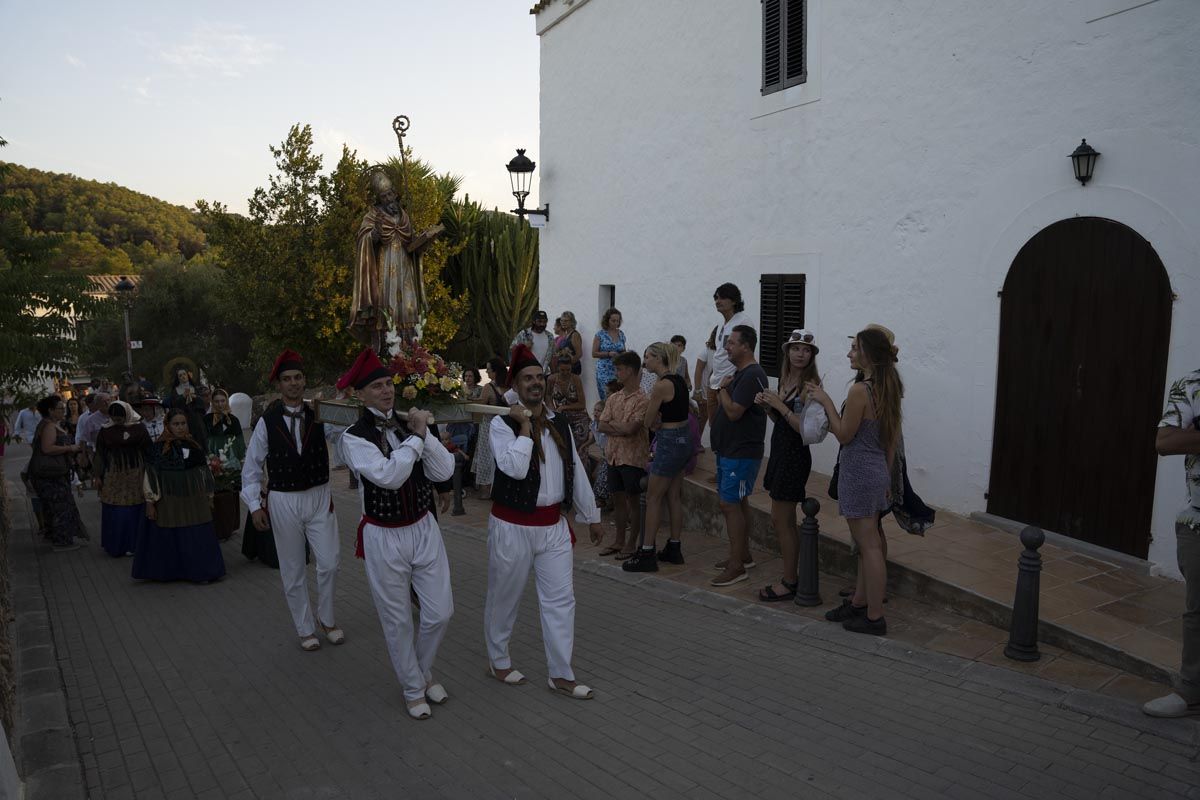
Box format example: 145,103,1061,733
388,340,464,407
207,439,243,493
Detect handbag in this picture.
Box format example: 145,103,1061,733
799,400,830,446
828,450,841,500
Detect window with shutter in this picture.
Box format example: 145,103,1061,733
762,0,807,95
759,274,807,377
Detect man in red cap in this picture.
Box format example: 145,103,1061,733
336,348,456,720
484,344,604,700
241,349,346,652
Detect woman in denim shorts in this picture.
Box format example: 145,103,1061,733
623,342,693,572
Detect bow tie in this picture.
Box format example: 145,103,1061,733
374,416,401,433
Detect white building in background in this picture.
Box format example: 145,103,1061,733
528,0,1200,576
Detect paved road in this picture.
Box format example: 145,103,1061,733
15,458,1200,799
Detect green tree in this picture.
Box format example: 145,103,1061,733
76,257,256,391
0,161,206,269
0,142,101,404
202,124,473,385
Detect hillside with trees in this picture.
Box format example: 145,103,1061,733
0,162,206,274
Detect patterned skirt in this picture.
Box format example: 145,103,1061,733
31,476,85,546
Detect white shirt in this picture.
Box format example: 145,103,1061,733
338,408,455,491
697,310,750,389
240,402,344,512
489,411,601,525
72,410,92,444
13,408,39,443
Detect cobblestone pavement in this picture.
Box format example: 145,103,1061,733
21,470,1200,799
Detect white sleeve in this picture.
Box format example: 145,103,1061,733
239,418,270,511
491,416,532,479
420,430,456,483
342,430,423,490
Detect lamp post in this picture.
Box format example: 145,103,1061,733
114,275,136,380
1069,139,1100,186
505,149,549,222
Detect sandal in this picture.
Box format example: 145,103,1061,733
319,621,345,645
758,579,798,602
615,550,636,560
597,546,621,557
488,664,527,685
547,678,593,700
406,699,432,720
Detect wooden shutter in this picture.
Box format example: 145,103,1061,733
763,0,806,95
785,0,807,86
762,0,782,93
759,274,806,377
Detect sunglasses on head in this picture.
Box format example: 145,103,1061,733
787,331,815,344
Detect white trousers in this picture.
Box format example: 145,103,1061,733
484,516,576,681
363,514,454,702
268,485,340,637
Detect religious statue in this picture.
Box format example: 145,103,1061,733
349,170,442,349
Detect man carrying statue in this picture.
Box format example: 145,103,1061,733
349,170,442,348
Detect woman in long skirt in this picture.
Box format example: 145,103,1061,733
95,401,152,557
134,408,226,582
31,395,87,552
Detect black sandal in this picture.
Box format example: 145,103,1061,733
758,579,798,602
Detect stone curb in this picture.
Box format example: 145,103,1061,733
680,478,1176,686
6,479,86,799
581,558,1200,751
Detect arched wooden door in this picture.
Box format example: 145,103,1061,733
987,217,1172,558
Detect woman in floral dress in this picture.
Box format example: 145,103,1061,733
591,307,626,400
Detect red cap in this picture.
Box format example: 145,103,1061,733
269,349,303,382
509,343,541,377
337,348,392,391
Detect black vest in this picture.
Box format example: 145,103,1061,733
492,413,575,513
262,402,329,492
346,409,435,525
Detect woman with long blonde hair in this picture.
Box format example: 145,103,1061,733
622,342,692,571
806,327,902,635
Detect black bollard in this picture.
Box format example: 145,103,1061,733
794,497,823,607
451,454,466,516
1004,526,1045,662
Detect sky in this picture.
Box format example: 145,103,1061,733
0,0,540,215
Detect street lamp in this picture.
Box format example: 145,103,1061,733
1069,139,1100,186
505,149,549,222
114,275,136,380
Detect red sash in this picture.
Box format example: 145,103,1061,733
490,503,575,545
356,512,428,559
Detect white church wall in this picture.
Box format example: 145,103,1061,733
532,0,1200,574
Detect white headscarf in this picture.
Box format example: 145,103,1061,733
101,400,143,427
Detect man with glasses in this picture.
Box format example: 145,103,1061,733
710,325,768,587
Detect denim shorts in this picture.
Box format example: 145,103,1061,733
650,427,692,477
717,456,761,504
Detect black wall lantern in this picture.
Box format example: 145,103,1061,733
505,148,549,222
1069,139,1100,186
